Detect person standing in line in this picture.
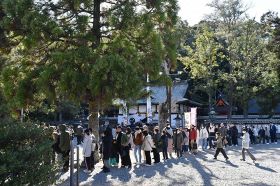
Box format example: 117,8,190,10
253,126,258,144
142,130,155,166
59,124,71,172
189,125,197,152
88,128,96,170
121,127,133,168
258,127,265,144
165,125,174,158
182,128,189,156
76,125,83,145
231,125,239,146
218,123,227,139
226,125,232,146
270,124,277,144
240,127,256,163
102,128,113,173
174,128,184,158
265,127,270,144
83,129,93,173
199,125,209,150
213,132,229,161
161,130,169,160
115,126,124,166
152,126,161,163
208,124,215,149
133,126,143,164
248,127,254,145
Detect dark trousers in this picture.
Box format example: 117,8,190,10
259,136,265,144
122,147,131,166
85,156,91,171
62,150,70,170
209,136,215,148
176,147,182,157
265,136,269,143
242,148,256,161
162,146,168,159
90,151,95,169
252,136,256,144
152,149,160,163
117,148,124,166
271,134,277,143
232,137,238,145
145,151,151,165
227,137,232,146
214,148,228,159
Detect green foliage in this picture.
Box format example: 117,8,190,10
180,25,224,106
0,120,58,185
0,0,178,110
180,0,280,116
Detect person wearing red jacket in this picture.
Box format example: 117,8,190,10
189,125,197,152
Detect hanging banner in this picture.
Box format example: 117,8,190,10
184,112,191,129
190,107,197,126
146,74,152,123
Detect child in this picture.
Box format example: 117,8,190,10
213,132,229,161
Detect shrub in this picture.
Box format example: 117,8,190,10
0,120,58,185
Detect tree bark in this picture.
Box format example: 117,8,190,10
159,102,168,132
88,100,100,141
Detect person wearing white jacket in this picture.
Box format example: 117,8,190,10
142,130,155,166
241,128,256,163
199,126,209,150
83,129,93,173
89,128,96,170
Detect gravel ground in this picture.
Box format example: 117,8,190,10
57,143,280,186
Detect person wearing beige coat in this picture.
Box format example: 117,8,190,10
142,130,155,165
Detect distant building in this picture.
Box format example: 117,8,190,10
118,82,202,127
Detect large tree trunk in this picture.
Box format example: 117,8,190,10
159,102,168,132
88,100,100,141
88,99,100,162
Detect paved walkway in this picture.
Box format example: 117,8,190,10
57,143,280,186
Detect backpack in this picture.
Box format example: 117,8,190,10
121,134,129,146
134,132,143,145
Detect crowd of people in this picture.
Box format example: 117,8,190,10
49,122,278,174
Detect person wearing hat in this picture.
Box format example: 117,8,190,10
241,127,256,163
165,125,174,158
213,132,229,161
142,129,155,166
173,128,184,158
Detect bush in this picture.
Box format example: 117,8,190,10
0,120,58,185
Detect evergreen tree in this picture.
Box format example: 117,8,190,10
0,0,179,140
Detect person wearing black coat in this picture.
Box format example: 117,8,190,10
115,126,124,166
231,125,239,146
258,127,265,144
270,124,277,143
102,129,113,173
161,130,168,160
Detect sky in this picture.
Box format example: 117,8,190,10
178,0,280,25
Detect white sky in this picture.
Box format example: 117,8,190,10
178,0,280,25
